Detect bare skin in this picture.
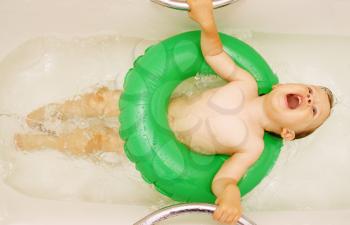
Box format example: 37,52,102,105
25,87,121,130
15,124,123,155
14,1,333,225
15,87,124,155
184,1,332,224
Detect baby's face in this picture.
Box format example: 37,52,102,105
264,83,331,133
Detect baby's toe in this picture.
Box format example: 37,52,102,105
14,134,25,149
26,108,45,129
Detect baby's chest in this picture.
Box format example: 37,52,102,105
169,84,257,152
205,113,254,150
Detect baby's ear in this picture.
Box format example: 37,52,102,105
281,128,295,141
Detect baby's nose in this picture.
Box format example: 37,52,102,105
306,93,313,105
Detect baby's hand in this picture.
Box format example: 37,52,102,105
213,184,242,225
187,0,214,29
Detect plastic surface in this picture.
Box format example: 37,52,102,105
133,203,256,225
150,0,236,10
119,31,283,203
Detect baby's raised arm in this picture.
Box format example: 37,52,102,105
211,140,263,224
188,0,254,84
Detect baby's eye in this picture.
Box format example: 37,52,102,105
312,106,318,116
308,87,313,94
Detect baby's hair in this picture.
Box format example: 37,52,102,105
294,86,335,139
320,86,335,109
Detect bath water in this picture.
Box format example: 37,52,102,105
0,33,349,212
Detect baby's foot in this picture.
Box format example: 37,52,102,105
14,133,62,151
26,107,44,129
26,104,64,133
14,133,37,150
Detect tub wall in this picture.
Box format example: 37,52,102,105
1,0,350,60
1,0,350,225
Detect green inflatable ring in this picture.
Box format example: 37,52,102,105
119,31,283,203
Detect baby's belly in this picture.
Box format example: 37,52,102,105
168,92,244,155
172,118,220,154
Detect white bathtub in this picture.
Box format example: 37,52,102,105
1,0,350,224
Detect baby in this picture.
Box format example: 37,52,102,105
15,0,334,224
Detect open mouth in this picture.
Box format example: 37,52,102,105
286,94,303,109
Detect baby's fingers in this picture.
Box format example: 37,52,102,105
231,215,240,225
213,207,223,221
187,0,195,9
224,214,236,224
219,211,230,223
231,210,242,224
213,208,235,224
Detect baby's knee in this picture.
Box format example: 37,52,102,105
85,133,103,153
84,126,121,153
79,90,105,117
87,87,121,116
86,87,115,110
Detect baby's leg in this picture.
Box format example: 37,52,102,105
15,124,124,155
26,87,121,130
